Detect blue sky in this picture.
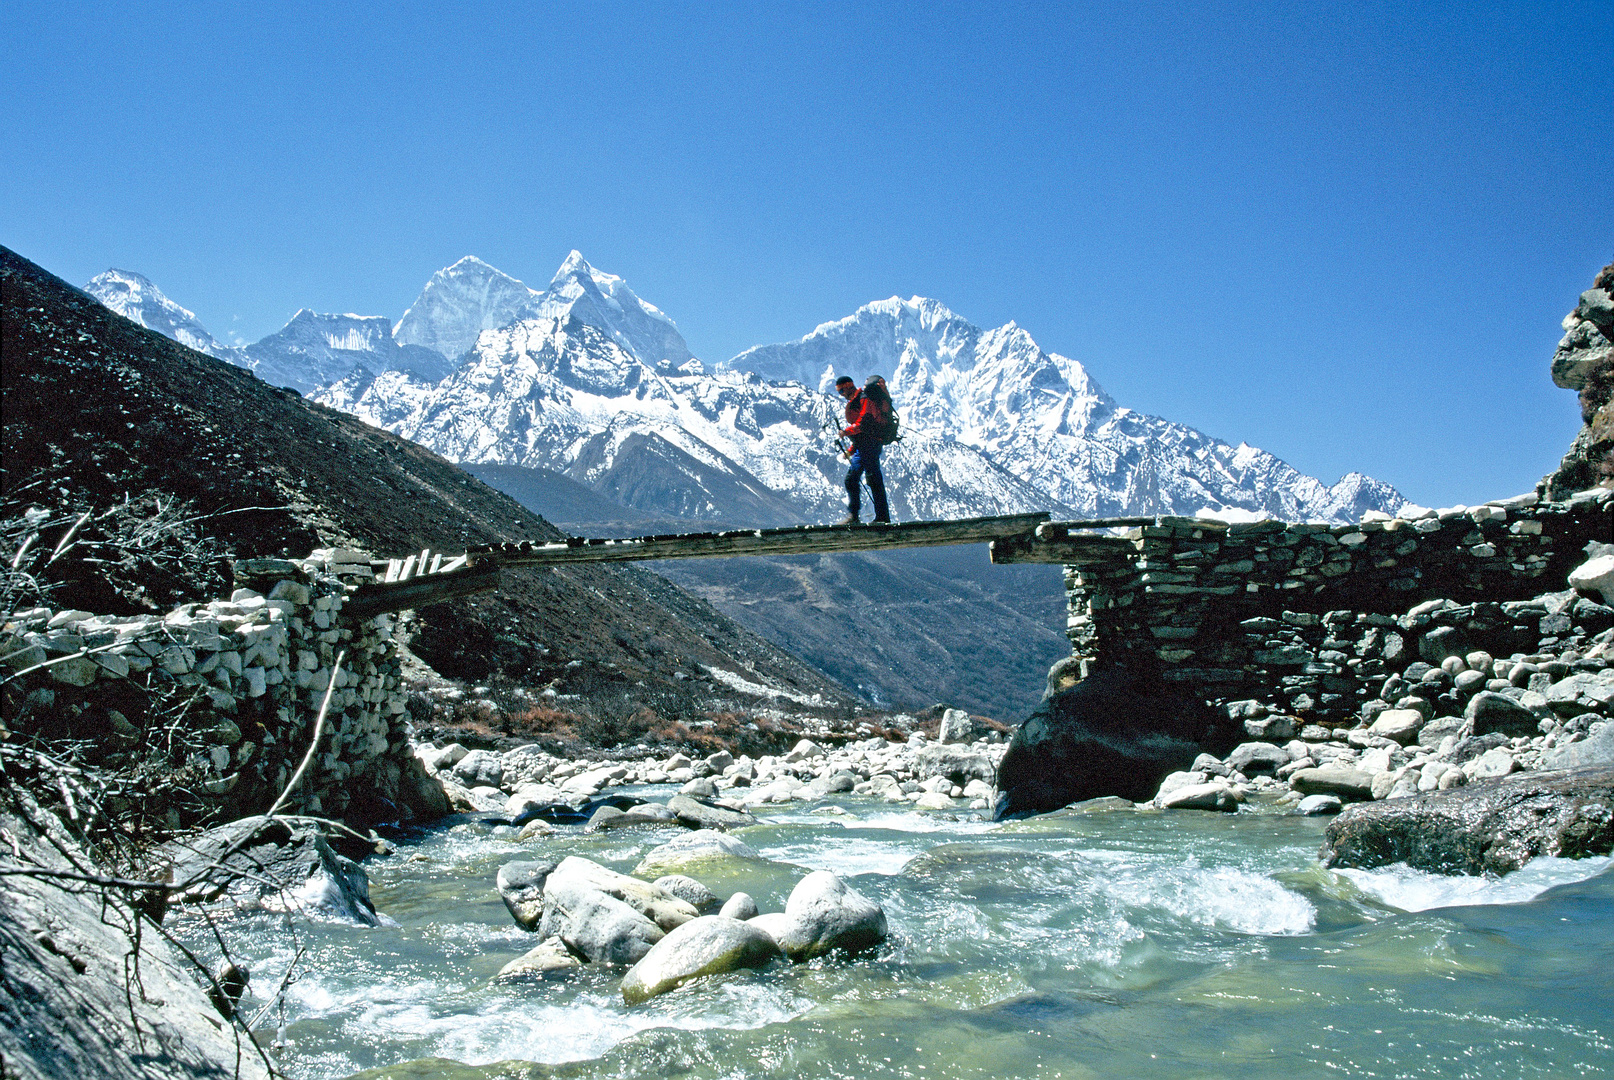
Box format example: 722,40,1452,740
3,1,1610,509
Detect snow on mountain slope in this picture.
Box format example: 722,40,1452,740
533,251,695,369
725,295,1404,521
393,256,542,363
318,294,1056,524
244,309,456,393
83,269,249,366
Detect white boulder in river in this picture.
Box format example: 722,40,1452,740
539,877,664,965
620,916,784,1003
496,860,555,930
719,891,759,920
545,856,699,931
653,874,719,910
495,935,582,982
749,870,888,961
529,856,700,965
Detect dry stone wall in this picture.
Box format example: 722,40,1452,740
0,547,441,826
1062,489,1613,725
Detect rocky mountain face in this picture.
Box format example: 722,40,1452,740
1543,261,1614,499
84,268,248,365
393,255,543,363
533,250,696,370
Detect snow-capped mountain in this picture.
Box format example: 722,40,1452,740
93,252,1402,525
725,296,1403,521
243,310,456,393
390,250,695,377
85,269,458,393
83,269,248,365
393,256,542,363
531,251,695,370
317,267,1066,525
315,256,1400,524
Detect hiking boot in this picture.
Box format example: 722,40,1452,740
871,516,892,524
835,514,860,526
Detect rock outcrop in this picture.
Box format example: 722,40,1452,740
0,797,272,1080
994,666,1232,816
1318,765,1614,875
1543,262,1614,499
159,815,386,925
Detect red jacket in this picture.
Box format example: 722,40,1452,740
842,391,884,441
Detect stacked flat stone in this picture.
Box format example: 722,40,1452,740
1060,489,1612,722
0,547,414,820
1150,578,1614,812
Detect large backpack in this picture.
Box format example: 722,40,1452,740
862,375,901,445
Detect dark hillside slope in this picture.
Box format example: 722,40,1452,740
1,244,852,723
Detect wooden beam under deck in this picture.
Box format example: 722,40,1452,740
466,512,1052,567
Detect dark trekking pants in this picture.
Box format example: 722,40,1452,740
846,441,890,522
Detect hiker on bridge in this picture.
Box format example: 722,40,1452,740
835,374,895,525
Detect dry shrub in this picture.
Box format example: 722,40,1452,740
503,704,584,742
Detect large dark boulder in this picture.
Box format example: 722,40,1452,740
994,666,1232,818
1320,765,1614,876
158,815,385,925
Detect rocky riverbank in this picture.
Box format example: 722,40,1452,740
419,708,1008,820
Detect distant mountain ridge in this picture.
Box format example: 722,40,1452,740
86,254,1405,525
85,268,248,365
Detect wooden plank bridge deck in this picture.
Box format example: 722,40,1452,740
340,512,1196,619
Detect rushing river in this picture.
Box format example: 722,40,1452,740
179,789,1614,1080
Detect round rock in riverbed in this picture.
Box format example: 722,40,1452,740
540,881,664,965
543,856,698,933
719,891,759,920
1466,692,1540,738
1158,782,1241,812
750,870,887,961
1289,767,1375,802
1295,794,1343,816
1227,742,1290,776
1367,709,1424,745
634,830,762,876
620,916,783,1004
496,860,556,931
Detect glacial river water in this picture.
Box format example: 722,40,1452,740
179,790,1614,1080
